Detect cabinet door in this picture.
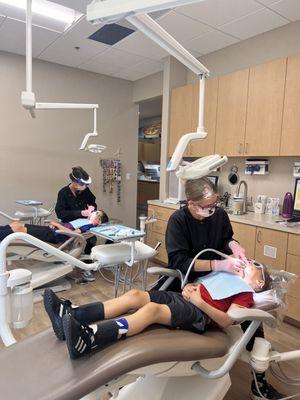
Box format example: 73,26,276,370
254,228,287,269
245,58,286,156
168,84,195,157
231,222,256,259
280,54,300,156
189,77,218,157
215,69,249,156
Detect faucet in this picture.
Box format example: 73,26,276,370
237,180,248,214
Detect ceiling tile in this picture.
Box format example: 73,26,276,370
112,68,148,81
267,0,300,22
79,60,122,76
49,0,87,13
79,48,145,69
61,17,104,44
130,59,163,75
0,18,59,57
220,8,289,40
177,0,263,27
113,31,168,60
255,0,280,5
157,10,213,46
187,30,239,54
38,36,109,68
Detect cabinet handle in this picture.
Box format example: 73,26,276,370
257,230,262,244
245,142,249,154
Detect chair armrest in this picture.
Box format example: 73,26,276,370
0,211,19,222
147,266,182,280
227,307,275,324
55,230,86,252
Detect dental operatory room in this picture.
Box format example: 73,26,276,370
2,0,300,399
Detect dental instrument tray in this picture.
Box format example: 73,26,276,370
90,224,145,241
15,200,43,206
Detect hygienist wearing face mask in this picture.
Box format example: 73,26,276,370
166,176,247,285
55,166,98,256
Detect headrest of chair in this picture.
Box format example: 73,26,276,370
253,269,297,324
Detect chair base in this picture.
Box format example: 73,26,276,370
114,373,231,400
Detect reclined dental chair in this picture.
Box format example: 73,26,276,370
0,241,295,400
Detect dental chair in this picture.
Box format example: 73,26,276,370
1,240,297,400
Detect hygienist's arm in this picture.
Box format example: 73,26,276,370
188,289,244,328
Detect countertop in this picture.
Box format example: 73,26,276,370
148,199,300,235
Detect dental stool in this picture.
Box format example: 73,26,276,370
91,241,157,296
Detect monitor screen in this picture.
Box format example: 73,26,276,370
207,175,218,187
293,178,300,216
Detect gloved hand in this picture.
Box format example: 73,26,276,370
81,205,95,218
228,240,247,263
212,257,245,276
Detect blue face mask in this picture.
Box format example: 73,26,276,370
196,271,254,300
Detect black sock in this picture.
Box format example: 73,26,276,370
73,302,104,324
93,320,119,349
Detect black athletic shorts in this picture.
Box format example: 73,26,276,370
0,225,13,241
25,224,64,244
149,290,209,332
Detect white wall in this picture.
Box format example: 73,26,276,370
132,71,163,103
0,51,139,227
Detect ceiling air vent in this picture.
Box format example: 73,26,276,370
89,23,135,45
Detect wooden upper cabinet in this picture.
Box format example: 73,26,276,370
280,54,300,156
168,84,195,157
189,77,218,157
245,58,287,156
215,69,249,156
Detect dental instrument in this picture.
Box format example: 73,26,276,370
21,0,106,154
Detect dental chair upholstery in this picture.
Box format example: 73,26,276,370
0,326,230,400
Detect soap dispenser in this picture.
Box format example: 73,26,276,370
282,192,293,219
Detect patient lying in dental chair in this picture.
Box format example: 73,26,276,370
0,210,108,244
44,259,270,359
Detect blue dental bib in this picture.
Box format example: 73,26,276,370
196,271,254,300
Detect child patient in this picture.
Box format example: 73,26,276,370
44,259,270,359
0,210,108,244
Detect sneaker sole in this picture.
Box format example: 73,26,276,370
63,316,81,360
43,289,65,341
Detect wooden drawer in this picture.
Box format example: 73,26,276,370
152,219,168,235
288,234,300,257
254,228,288,269
286,295,300,322
148,205,175,222
231,222,256,259
148,231,168,264
286,254,300,299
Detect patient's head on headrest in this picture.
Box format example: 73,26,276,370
243,260,270,293
89,210,109,226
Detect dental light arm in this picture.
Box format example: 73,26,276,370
22,0,106,153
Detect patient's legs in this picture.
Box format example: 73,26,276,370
62,302,171,359
10,221,27,233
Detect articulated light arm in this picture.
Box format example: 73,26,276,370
22,0,106,153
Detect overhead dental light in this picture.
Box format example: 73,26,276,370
21,0,106,154
87,0,227,202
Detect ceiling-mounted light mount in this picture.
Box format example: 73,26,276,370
21,0,106,154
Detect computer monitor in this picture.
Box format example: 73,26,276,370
293,178,300,216
207,175,218,188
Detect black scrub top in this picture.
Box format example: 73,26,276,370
165,206,234,282
55,186,97,222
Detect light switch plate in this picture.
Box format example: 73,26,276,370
264,245,277,259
